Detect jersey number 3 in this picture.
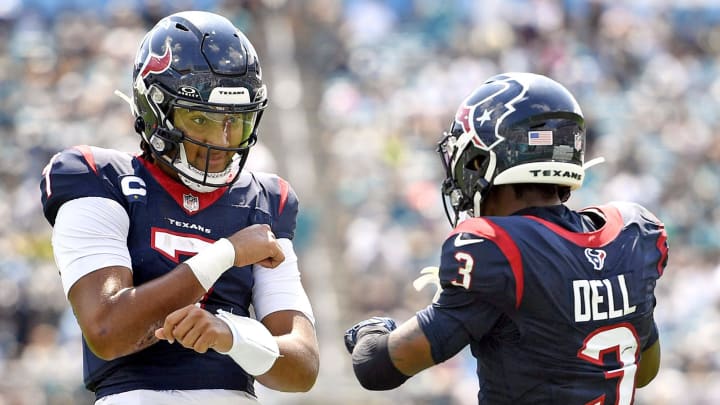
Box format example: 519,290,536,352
578,323,640,405
450,252,473,289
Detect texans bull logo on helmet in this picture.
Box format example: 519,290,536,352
454,75,529,151
139,46,172,79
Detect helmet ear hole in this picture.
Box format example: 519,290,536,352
467,156,486,171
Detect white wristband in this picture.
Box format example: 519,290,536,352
185,238,236,291
215,309,280,376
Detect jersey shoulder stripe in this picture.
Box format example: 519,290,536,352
41,145,135,225
451,218,524,308
73,145,99,174
277,176,289,216
522,205,624,248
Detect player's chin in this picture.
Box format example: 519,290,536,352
194,159,230,173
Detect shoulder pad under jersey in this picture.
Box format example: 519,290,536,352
40,145,134,225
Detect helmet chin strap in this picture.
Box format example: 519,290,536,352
470,152,495,218
473,190,483,218
113,89,137,115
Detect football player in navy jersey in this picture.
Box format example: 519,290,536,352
40,11,318,404
344,72,668,404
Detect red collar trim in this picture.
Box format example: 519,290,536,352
139,157,227,215
523,205,624,248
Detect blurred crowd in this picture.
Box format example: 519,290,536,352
0,0,718,404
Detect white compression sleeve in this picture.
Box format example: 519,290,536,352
215,309,280,376
184,238,236,291
252,238,314,323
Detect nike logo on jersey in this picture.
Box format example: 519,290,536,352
453,233,485,247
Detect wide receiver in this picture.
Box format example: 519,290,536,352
344,72,667,404
41,11,318,404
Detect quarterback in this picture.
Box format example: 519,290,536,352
41,11,318,404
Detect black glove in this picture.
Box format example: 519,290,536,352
344,316,397,354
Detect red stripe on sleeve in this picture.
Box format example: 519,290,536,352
452,218,525,309
641,208,669,277
73,145,98,175
277,177,289,216
656,228,668,277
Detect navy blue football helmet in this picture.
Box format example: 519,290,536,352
132,11,267,192
438,72,586,225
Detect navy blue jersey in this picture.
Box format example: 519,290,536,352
417,204,667,405
40,145,299,399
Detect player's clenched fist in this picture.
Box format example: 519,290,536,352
155,304,232,353
228,224,285,268
344,316,398,354
185,223,285,292
155,304,281,377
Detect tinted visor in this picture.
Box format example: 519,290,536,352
503,119,584,166
172,104,258,147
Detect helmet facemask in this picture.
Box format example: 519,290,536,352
135,82,265,193
438,123,497,227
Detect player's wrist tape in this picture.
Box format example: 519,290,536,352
215,309,280,376
185,238,235,291
352,330,410,390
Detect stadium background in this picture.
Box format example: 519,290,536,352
0,0,718,403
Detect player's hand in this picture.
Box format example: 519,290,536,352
155,304,233,353
344,316,397,354
227,224,285,268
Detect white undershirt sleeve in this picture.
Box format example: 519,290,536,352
252,238,315,324
52,197,132,297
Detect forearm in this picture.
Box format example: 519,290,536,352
256,332,319,392
251,311,319,392
72,264,206,360
345,316,434,390
637,339,661,387
352,331,410,390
